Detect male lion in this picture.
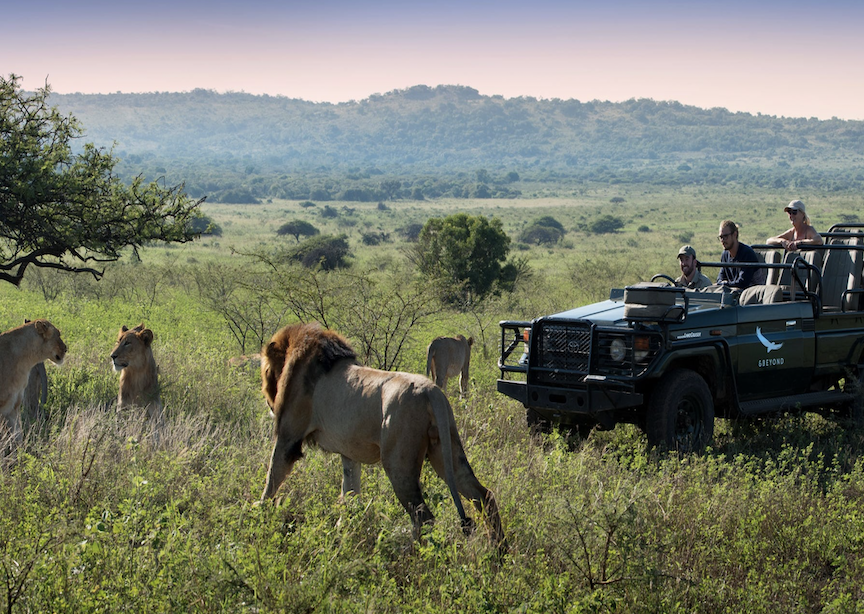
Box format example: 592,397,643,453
0,319,66,445
111,324,163,427
426,334,473,394
261,322,505,548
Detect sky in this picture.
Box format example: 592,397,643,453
5,0,863,120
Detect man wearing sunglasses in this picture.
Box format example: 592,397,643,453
716,220,766,289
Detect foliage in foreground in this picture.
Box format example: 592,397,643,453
4,191,864,611
4,395,864,613
2,278,864,612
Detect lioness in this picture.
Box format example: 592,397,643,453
22,362,48,424
261,322,505,548
111,324,163,427
0,319,66,445
426,334,473,394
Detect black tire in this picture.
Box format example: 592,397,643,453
527,409,593,441
646,369,714,453
560,420,594,441
526,408,553,434
842,365,864,428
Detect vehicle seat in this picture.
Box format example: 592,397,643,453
777,249,823,291
755,249,782,285
739,284,783,305
821,236,864,311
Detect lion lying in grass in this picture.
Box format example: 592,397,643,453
426,334,473,394
0,319,66,445
111,324,163,429
260,322,505,548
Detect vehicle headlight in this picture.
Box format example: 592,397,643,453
609,338,627,362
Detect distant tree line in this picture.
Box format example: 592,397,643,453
42,84,864,202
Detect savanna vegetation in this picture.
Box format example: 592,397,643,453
3,185,864,613
4,74,864,612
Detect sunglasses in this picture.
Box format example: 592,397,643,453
786,209,800,215
717,232,734,240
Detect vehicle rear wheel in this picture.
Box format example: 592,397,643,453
646,369,714,453
842,365,864,427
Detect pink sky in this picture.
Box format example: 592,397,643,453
5,0,863,119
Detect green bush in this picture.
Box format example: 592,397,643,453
589,214,625,234
288,234,352,270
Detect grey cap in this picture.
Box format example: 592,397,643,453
677,245,697,259
784,199,806,214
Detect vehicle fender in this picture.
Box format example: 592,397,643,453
646,342,730,397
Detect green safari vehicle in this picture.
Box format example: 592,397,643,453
497,223,864,452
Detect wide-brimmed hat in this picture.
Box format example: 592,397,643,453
677,245,697,259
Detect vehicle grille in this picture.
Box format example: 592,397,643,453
533,322,592,385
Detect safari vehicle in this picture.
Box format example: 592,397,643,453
497,223,864,452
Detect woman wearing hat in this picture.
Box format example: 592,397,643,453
766,200,823,251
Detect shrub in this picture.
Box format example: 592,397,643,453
320,205,339,218
188,214,222,236
288,234,351,270
397,223,424,242
588,215,624,234
519,224,564,245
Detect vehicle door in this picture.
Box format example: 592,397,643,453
733,300,816,400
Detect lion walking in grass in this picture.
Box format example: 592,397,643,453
260,322,505,548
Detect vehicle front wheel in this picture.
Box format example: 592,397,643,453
646,369,714,453
527,409,593,441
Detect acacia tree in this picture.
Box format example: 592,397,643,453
276,219,319,242
0,74,202,285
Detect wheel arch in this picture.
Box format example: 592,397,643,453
646,343,728,401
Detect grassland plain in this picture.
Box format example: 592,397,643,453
2,187,864,612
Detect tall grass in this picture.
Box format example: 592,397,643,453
2,189,864,611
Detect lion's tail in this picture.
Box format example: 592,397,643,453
429,387,468,525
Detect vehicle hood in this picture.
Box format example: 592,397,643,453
544,299,628,326
540,290,732,329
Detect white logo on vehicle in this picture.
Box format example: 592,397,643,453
756,327,783,353
677,331,702,339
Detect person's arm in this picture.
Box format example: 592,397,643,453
787,228,824,251
766,229,793,246
716,252,730,284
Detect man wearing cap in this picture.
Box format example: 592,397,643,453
675,245,712,289
716,220,767,289
766,200,823,251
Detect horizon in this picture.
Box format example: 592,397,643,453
5,0,863,121
38,84,861,123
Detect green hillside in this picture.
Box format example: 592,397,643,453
48,84,864,203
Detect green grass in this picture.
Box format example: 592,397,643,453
2,187,864,612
